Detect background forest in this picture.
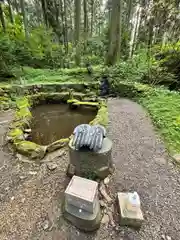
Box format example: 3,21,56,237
0,0,180,152
0,0,179,87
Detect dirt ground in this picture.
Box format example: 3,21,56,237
0,99,180,240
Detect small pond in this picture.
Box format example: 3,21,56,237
31,104,97,145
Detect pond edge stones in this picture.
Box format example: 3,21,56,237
63,176,101,231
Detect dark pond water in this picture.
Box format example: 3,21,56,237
31,104,97,145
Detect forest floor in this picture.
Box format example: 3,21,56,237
0,99,180,240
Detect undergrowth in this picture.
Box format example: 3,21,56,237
139,89,180,154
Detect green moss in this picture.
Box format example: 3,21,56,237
15,107,32,120
139,89,180,154
72,92,86,100
47,138,69,153
0,96,9,101
15,140,46,159
16,97,30,109
7,128,24,142
67,99,99,107
90,104,108,127
10,118,30,130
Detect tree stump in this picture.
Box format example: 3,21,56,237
68,137,112,179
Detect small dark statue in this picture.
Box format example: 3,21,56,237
86,63,93,75
100,76,110,96
72,124,106,152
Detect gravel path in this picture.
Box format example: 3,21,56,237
108,98,180,240
0,99,180,240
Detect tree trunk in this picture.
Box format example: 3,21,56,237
60,0,69,49
13,0,19,12
34,0,43,24
106,0,122,65
59,0,65,43
20,0,28,40
64,0,69,53
147,17,154,57
0,3,6,32
7,0,14,24
129,4,142,58
83,0,88,49
90,0,94,37
40,0,48,26
126,0,132,28
74,0,81,66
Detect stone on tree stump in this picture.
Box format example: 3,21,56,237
117,192,144,229
63,176,101,231
68,137,112,179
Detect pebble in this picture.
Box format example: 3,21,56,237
42,220,49,231
104,177,110,185
24,133,30,140
99,199,106,207
19,175,27,180
166,236,171,240
99,183,112,203
101,214,109,224
47,162,57,171
24,129,31,133
29,171,37,175
67,164,75,177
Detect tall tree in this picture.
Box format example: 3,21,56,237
0,1,6,32
40,0,48,26
83,0,88,48
129,4,142,58
64,0,69,53
90,0,94,36
7,0,14,24
74,0,81,65
20,0,28,39
126,0,133,28
59,0,69,50
106,0,122,65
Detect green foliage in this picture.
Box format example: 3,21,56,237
140,89,180,153
156,42,180,88
141,66,177,86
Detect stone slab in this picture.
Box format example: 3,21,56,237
63,198,101,232
65,176,98,213
117,192,144,228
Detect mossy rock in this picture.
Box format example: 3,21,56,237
29,92,73,106
0,88,5,96
16,97,30,109
9,118,31,130
46,92,70,102
7,128,24,142
0,102,10,110
15,141,47,160
72,92,86,100
15,107,32,121
47,138,69,153
0,96,9,101
67,99,100,108
90,104,108,127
